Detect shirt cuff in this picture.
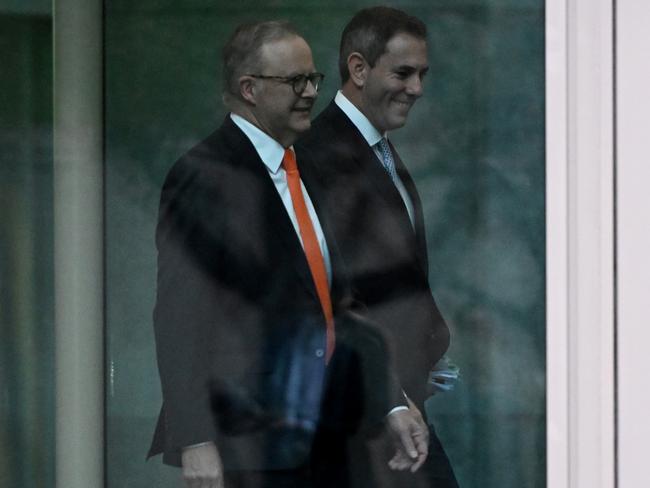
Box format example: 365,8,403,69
182,441,213,451
386,389,411,416
387,405,409,416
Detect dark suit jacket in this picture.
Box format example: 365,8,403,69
298,101,451,410
148,116,394,471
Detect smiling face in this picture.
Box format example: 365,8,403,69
247,36,318,147
358,33,428,133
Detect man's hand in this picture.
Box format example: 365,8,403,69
406,397,429,447
386,403,429,473
181,442,224,488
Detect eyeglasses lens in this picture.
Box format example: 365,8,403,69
293,74,322,94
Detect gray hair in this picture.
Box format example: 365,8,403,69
222,20,301,104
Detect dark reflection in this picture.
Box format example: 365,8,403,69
105,2,546,488
147,19,409,487
146,114,397,481
148,8,461,488
0,8,54,488
296,7,460,488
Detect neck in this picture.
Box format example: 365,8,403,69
231,107,294,148
340,83,385,136
340,82,363,113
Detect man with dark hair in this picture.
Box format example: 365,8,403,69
337,5,427,84
299,6,459,487
148,19,421,488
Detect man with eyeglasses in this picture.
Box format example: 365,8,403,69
148,20,401,488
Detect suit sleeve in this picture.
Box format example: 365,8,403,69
152,160,226,450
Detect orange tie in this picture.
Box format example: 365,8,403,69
282,148,335,362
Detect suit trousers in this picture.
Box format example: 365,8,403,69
223,424,459,488
348,423,459,488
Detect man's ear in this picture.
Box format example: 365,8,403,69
238,76,257,105
347,52,368,88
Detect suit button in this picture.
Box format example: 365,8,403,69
315,348,324,358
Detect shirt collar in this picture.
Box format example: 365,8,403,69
334,90,385,147
230,113,287,174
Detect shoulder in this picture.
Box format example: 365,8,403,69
304,101,351,142
299,104,364,163
162,120,247,195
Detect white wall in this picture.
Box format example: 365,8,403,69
616,1,650,487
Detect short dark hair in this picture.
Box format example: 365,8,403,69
222,20,301,101
339,6,427,83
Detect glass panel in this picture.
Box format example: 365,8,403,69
418,4,546,487
105,1,545,487
0,4,55,487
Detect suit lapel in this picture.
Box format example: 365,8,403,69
389,141,429,276
220,118,320,301
324,104,412,227
326,104,426,268
298,152,351,306
340,110,409,216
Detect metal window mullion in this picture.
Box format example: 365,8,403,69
53,1,104,487
567,0,616,487
547,0,616,487
615,1,650,486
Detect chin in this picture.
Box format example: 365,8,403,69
386,118,407,131
292,120,311,134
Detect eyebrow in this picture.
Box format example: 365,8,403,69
284,70,318,77
394,64,429,72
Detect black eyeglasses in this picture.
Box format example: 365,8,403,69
247,72,324,94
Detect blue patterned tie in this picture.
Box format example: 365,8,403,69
376,138,398,183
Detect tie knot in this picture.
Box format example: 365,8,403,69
282,148,298,173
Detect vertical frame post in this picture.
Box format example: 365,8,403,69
616,1,650,486
546,0,570,485
547,0,616,486
53,1,104,487
566,0,616,486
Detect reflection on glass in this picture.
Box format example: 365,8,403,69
105,2,545,487
0,5,54,488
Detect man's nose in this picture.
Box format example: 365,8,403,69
406,74,424,97
302,79,318,98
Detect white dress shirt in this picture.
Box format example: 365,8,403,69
334,91,416,229
230,113,332,285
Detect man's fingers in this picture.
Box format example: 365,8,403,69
386,409,431,471
412,428,428,457
410,451,427,473
181,443,224,488
388,450,414,471
417,422,430,446
404,426,428,472
183,471,222,488
399,429,418,459
406,399,430,444
182,471,215,488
